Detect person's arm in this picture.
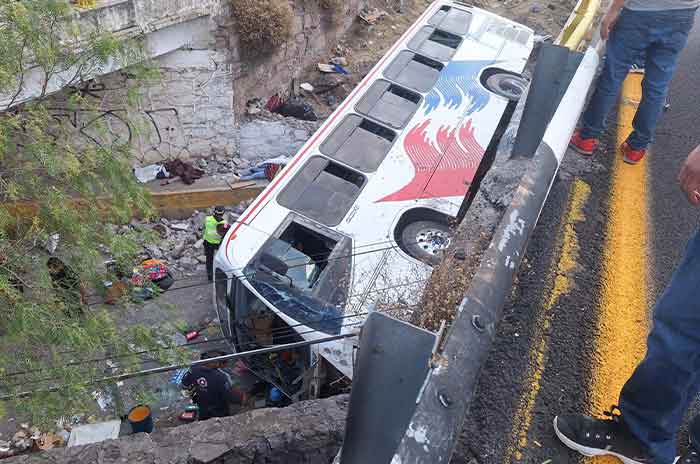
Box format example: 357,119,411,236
181,370,195,390
601,0,626,40
679,144,700,206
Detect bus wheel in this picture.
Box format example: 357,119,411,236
484,72,528,101
401,221,452,265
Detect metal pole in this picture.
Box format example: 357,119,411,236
0,333,357,400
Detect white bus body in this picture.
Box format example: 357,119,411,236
214,1,533,382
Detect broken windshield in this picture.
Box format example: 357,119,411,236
262,239,321,289
246,277,343,335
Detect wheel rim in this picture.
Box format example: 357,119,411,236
415,228,451,255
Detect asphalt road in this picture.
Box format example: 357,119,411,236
454,13,700,464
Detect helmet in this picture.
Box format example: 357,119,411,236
269,387,283,402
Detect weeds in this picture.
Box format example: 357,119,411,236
231,0,294,52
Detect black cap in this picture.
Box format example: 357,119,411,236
213,206,225,215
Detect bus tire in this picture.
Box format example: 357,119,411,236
400,220,452,265
484,71,528,101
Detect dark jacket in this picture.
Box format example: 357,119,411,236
182,365,240,420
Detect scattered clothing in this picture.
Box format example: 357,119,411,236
163,160,205,185
275,100,318,121
239,156,290,181
134,164,169,184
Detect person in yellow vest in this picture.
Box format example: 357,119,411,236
203,206,227,282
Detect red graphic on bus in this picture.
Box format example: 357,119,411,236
379,119,485,202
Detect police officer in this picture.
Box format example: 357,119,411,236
181,350,244,420
203,206,227,282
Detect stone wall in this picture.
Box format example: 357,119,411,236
4,396,348,464
41,0,365,166
229,0,366,113
44,3,236,166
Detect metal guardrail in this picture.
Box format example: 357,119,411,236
557,0,602,50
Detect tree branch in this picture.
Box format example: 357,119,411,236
5,38,29,110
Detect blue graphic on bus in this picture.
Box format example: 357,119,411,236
424,60,494,116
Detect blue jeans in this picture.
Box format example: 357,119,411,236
580,8,695,150
620,229,700,463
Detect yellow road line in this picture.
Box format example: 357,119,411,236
587,72,651,463
504,178,591,463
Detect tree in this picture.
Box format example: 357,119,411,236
0,0,186,426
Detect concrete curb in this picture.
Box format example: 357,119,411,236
389,44,602,464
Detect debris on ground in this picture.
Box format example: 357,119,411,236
0,422,72,457
274,99,318,121
113,203,252,279
317,63,349,74
330,56,348,67
134,164,169,184
239,156,290,181
246,97,264,115
66,420,121,447
358,7,388,25
163,160,205,185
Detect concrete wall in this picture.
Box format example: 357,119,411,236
4,396,348,464
37,0,365,166
43,2,235,165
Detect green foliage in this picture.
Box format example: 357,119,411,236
0,0,170,425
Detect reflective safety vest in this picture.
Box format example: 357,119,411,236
203,216,226,245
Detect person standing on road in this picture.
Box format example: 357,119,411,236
203,206,227,282
569,0,698,164
554,144,700,463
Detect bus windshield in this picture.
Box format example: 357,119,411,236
243,237,344,335
262,239,321,289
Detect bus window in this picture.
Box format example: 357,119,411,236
384,51,444,93
277,156,365,227
320,114,396,173
355,80,421,129
408,26,462,61
427,6,472,36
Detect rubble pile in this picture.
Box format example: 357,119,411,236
0,423,71,458
197,111,321,179
131,202,253,278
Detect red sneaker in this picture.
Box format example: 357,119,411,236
621,142,646,164
569,130,599,156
